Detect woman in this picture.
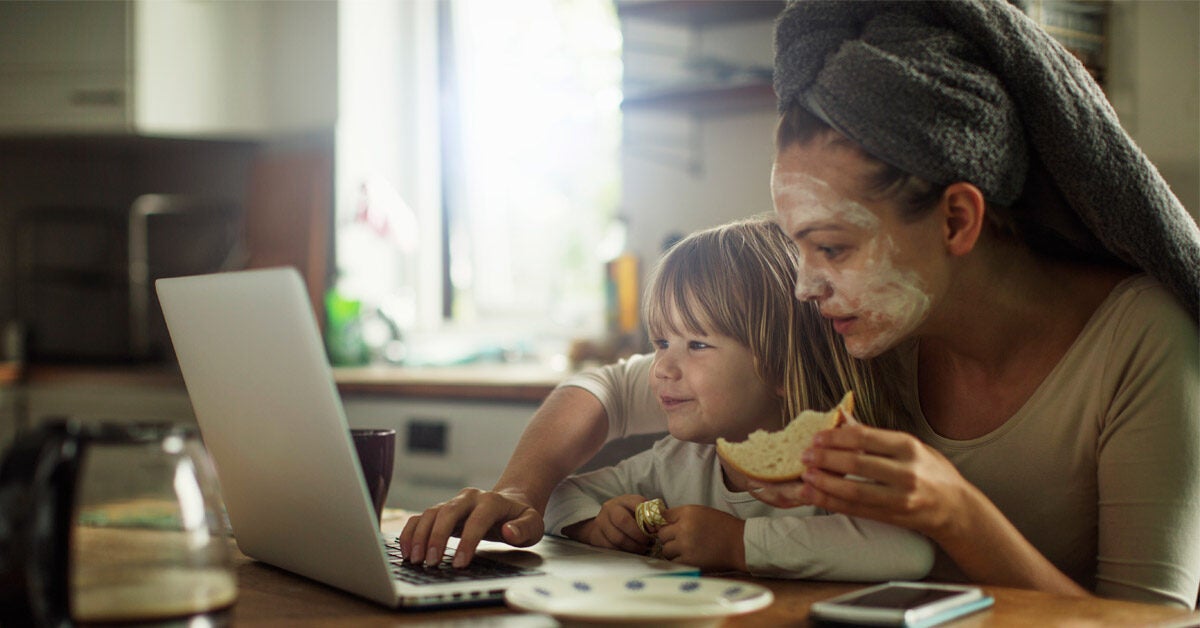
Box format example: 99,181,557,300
751,0,1199,608
402,0,1200,607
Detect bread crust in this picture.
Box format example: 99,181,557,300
716,391,855,482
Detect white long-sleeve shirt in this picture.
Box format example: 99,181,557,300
545,436,934,581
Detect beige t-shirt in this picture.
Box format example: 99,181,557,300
559,275,1200,608
903,275,1199,608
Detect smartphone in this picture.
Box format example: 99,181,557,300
809,581,994,627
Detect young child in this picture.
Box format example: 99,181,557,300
544,215,933,580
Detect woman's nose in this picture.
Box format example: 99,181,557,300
794,273,830,302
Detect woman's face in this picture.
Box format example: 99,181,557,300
771,136,943,358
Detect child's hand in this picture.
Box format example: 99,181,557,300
562,494,654,554
657,505,746,572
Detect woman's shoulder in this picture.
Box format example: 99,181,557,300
1079,274,1198,377
1094,275,1195,338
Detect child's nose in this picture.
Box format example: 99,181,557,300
653,355,681,380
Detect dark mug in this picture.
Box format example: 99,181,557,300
350,428,395,526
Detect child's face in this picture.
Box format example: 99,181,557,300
649,322,783,445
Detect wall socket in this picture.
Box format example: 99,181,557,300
405,419,447,455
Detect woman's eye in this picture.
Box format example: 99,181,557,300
815,244,847,260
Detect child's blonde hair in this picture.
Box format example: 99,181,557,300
643,214,896,427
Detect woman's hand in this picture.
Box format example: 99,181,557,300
657,506,746,572
749,424,972,541
562,494,655,554
751,424,1092,596
398,487,544,568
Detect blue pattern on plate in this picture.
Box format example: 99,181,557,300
505,577,773,620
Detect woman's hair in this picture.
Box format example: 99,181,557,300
642,214,901,428
775,105,1128,268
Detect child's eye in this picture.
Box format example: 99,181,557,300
687,340,711,350
652,338,669,350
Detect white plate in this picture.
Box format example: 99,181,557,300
505,575,773,627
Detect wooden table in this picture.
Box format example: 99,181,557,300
224,513,1200,627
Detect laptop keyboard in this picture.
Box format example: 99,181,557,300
385,540,544,585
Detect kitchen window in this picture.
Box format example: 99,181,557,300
336,0,622,367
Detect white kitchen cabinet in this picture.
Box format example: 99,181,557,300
0,0,336,137
19,381,196,430
342,397,539,512
0,1,129,133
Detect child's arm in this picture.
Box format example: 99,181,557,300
561,494,655,554
742,514,935,581
544,446,663,543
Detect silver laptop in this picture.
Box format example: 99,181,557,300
156,267,696,609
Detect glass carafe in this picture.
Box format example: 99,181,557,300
0,419,236,626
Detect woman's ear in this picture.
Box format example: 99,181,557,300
940,182,987,257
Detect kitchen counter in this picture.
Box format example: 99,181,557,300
333,363,567,402
20,362,567,403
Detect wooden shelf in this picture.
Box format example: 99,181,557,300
622,82,776,115
618,0,783,173
616,1,785,27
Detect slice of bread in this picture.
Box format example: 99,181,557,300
716,391,855,482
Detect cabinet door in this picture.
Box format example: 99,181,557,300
0,0,130,132
132,0,337,137
0,0,335,137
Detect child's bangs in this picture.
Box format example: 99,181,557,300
645,261,725,339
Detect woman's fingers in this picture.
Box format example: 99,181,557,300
451,496,543,567
398,488,539,567
748,482,812,508
419,497,474,566
814,424,919,459
801,467,895,508
804,425,924,486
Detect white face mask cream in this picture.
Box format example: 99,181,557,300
772,169,932,358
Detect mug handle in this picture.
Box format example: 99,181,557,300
0,419,85,628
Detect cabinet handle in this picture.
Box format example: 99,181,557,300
69,89,125,107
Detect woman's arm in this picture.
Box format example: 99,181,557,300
398,385,609,566
750,426,1090,595
398,355,660,568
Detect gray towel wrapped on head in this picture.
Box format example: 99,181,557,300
774,0,1200,321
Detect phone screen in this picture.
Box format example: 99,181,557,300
838,586,964,609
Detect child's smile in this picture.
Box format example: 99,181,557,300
649,325,783,445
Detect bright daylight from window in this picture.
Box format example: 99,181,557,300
335,0,623,368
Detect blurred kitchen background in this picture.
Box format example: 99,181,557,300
0,0,1195,509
